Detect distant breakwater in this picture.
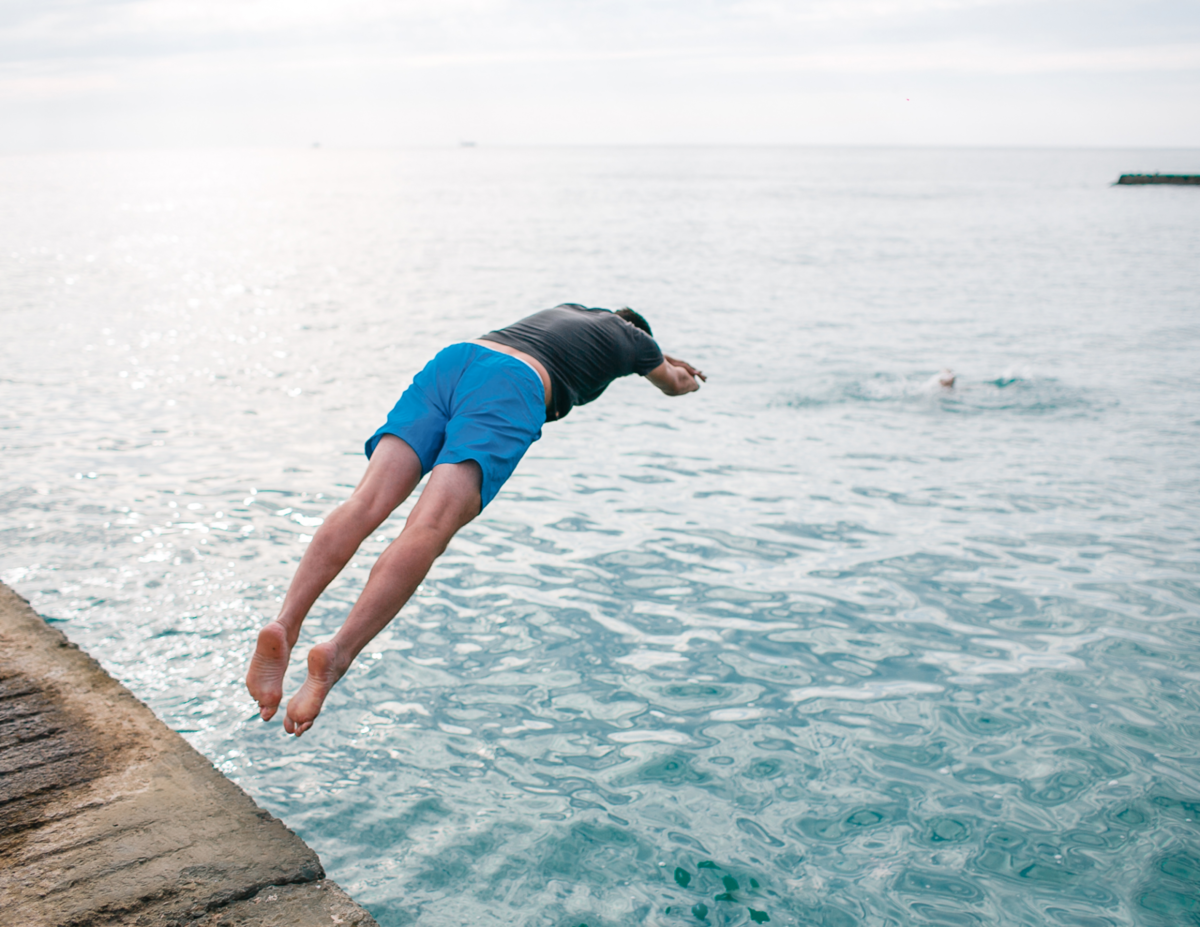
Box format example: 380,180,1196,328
1116,173,1200,185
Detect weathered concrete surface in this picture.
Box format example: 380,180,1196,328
0,582,379,927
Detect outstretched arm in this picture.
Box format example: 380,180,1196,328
663,354,706,382
646,355,706,396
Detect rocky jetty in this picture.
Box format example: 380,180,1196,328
1116,173,1200,185
0,582,378,927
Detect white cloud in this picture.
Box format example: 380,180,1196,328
0,0,1197,146
715,41,1200,74
731,0,1027,25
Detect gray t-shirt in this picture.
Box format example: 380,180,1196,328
480,304,664,421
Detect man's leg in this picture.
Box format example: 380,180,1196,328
283,458,483,736
246,436,424,720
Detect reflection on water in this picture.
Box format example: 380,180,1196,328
3,147,1200,926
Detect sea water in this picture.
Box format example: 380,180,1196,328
2,147,1199,926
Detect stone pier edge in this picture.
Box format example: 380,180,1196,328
0,581,380,927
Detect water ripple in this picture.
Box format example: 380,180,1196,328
4,147,1200,926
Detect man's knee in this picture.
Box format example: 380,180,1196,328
337,492,391,532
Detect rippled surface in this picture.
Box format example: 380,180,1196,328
3,147,1200,926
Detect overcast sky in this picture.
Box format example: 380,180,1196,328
2,0,1198,149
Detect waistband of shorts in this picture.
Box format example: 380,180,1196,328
455,341,544,393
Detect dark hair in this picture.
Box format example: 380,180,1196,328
615,307,652,336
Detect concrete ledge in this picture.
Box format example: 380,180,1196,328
0,582,379,927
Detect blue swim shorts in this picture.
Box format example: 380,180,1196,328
365,342,546,510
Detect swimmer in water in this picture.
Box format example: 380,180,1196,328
936,368,956,388
246,305,704,735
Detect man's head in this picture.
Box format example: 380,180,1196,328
615,307,652,336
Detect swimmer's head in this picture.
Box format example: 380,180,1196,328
615,307,652,336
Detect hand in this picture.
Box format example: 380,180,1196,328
664,354,706,382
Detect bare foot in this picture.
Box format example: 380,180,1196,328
246,621,292,721
284,641,345,736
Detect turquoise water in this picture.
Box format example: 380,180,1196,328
2,147,1200,925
